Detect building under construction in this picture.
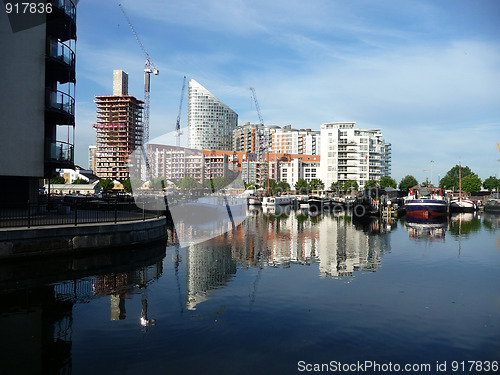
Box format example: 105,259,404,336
93,70,144,181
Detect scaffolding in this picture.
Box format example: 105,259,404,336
93,95,144,181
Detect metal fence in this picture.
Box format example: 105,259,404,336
0,197,165,228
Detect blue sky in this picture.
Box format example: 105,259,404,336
74,0,500,184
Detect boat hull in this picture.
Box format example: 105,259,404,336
449,199,476,213
262,197,292,206
405,199,448,219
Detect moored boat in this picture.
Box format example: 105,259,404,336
449,196,477,213
404,186,448,219
296,195,309,207
308,196,323,211
247,197,262,205
262,196,292,206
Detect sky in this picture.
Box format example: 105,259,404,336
74,0,500,184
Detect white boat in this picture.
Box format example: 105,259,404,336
262,196,292,206
296,195,309,207
449,196,477,212
247,197,262,205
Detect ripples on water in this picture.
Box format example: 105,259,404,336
0,209,499,374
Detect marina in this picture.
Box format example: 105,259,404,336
1,207,499,374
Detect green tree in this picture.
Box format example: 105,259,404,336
98,178,114,192
122,178,132,192
399,175,418,191
295,178,309,193
308,178,325,191
263,179,278,194
461,174,482,192
483,176,500,192
149,177,165,190
379,176,397,189
179,176,200,190
330,181,342,192
50,175,66,184
73,178,88,185
439,164,474,190
276,181,290,193
364,179,378,189
343,179,358,192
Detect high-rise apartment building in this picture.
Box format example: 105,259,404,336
234,123,320,157
0,0,78,203
88,145,97,172
187,79,238,151
94,70,144,181
319,122,391,190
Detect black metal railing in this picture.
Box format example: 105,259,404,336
0,198,165,229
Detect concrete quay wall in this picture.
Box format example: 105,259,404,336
0,218,168,260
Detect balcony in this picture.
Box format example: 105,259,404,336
45,90,75,117
46,39,75,84
46,141,74,167
46,0,77,42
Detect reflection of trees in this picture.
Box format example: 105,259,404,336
448,216,482,237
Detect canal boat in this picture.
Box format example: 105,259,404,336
308,196,324,211
262,196,292,206
405,186,448,219
247,196,262,205
449,195,477,212
296,195,309,207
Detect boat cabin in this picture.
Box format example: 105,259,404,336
408,186,443,199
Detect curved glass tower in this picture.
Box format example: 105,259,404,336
187,79,238,151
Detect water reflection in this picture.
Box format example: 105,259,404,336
0,242,166,374
2,210,499,375
405,215,448,242
199,208,392,281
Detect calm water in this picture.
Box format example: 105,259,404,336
1,209,499,374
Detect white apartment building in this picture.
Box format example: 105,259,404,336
319,122,391,190
280,159,320,189
188,79,238,151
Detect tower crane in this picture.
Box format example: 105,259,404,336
249,87,267,160
176,76,187,148
118,3,159,146
249,87,270,191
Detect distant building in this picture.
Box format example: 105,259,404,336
0,1,78,203
94,70,144,181
149,144,205,184
280,159,320,189
88,145,97,172
187,79,238,151
60,167,99,184
319,122,391,190
233,123,320,157
148,144,256,185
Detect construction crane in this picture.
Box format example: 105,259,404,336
118,3,159,146
176,76,186,148
249,87,271,191
249,87,267,160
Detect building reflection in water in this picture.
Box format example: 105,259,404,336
186,242,237,310
0,243,166,374
203,207,394,279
